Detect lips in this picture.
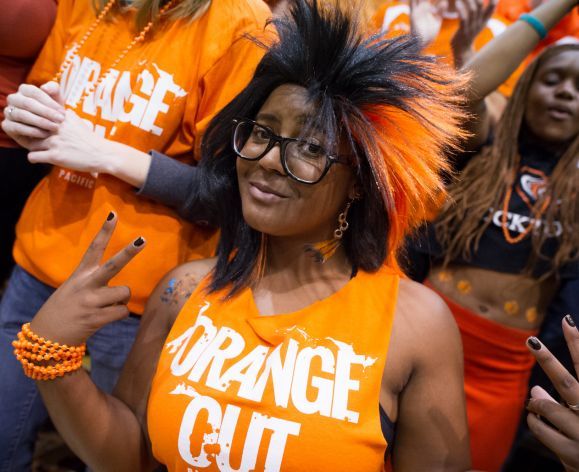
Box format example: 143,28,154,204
248,181,289,203
547,104,574,120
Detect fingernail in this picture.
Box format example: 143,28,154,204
133,237,145,247
527,337,542,351
107,211,115,221
565,314,576,328
525,398,531,409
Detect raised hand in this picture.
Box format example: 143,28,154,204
29,213,146,347
526,316,579,471
1,82,65,149
410,0,448,46
451,0,497,68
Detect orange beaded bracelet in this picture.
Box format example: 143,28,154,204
12,323,86,381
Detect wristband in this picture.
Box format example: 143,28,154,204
519,14,548,40
12,323,86,380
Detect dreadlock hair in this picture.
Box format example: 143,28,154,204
198,0,468,296
436,43,579,277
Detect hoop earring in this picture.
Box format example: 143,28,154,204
304,200,352,264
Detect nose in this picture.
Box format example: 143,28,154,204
554,78,576,100
258,141,286,176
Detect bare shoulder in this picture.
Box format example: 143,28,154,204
396,278,459,334
393,278,462,364
147,257,217,325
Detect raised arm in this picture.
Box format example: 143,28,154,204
461,0,576,148
21,214,212,471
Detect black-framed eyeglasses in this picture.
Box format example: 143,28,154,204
232,118,349,184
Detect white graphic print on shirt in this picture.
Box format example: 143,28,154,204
488,167,562,237
59,46,187,138
163,301,378,471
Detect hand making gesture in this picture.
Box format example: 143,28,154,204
410,0,449,46
451,0,498,68
526,316,579,471
29,212,146,347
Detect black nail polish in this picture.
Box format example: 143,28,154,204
107,211,115,221
528,337,541,351
565,314,576,328
133,237,145,247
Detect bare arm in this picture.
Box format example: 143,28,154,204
463,0,577,146
466,0,577,102
389,280,470,471
27,215,213,471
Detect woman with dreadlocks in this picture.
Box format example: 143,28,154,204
405,0,579,469
10,1,471,469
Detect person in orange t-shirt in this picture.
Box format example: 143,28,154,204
8,1,471,470
0,0,270,469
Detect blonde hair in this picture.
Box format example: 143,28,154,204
93,0,211,30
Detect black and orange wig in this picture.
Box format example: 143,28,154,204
198,0,468,294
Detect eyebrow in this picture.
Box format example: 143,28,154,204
255,113,280,124
255,112,318,125
542,67,565,74
255,112,327,138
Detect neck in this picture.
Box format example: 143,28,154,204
519,126,568,159
262,234,352,285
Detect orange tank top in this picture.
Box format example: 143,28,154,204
147,265,400,471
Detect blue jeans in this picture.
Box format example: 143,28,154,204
0,266,140,471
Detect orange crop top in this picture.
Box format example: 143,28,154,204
148,265,400,471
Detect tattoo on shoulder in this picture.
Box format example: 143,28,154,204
160,273,200,305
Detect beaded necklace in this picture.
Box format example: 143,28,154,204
501,169,551,244
52,0,177,109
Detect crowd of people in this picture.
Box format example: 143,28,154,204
0,0,577,470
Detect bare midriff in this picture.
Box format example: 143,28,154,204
427,264,558,331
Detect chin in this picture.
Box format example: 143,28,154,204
541,131,576,145
242,209,288,236
533,124,577,145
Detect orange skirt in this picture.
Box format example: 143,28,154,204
429,286,537,472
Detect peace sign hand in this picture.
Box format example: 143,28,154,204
526,316,579,471
29,212,146,347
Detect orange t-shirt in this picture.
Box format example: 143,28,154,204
497,0,579,60
148,266,399,471
15,0,272,313
371,1,520,96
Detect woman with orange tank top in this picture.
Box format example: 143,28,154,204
9,1,471,469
